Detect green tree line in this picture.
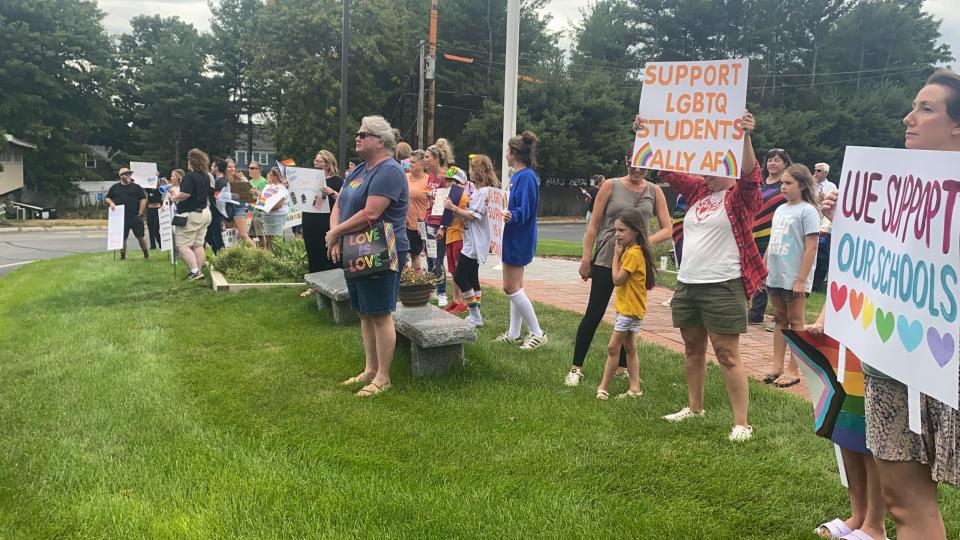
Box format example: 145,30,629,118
0,0,951,194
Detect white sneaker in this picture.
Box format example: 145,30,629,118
437,293,448,307
465,315,484,327
729,424,754,442
663,407,705,423
519,333,548,350
493,332,523,344
564,368,583,386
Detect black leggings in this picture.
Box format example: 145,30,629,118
302,212,336,272
147,207,161,249
572,264,627,368
453,254,481,292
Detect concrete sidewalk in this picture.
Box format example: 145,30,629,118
478,255,808,399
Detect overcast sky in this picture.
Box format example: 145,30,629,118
97,0,959,67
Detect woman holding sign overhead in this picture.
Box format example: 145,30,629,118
495,131,548,351
821,68,960,540
635,111,762,442
326,115,409,397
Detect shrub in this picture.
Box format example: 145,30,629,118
209,239,308,283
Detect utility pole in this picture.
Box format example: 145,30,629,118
501,0,520,190
338,0,350,171
426,0,438,144
417,40,426,149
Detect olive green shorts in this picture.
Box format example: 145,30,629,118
671,278,748,335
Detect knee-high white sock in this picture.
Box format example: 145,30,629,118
509,288,543,337
508,295,522,338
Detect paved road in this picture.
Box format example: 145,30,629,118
0,229,107,277
537,222,586,243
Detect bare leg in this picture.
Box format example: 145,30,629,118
783,295,806,376
501,263,524,294
708,332,749,426
679,325,708,413
598,331,626,393
875,459,946,540
234,214,256,246
840,449,869,531
192,245,205,270
136,235,149,254
623,332,640,393
769,295,788,375
356,316,378,379
859,453,888,540
178,246,198,270
371,313,396,386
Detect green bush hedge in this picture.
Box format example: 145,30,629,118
209,239,308,283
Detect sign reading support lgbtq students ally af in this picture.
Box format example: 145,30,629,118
825,147,960,408
633,59,749,178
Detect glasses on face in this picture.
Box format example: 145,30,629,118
249,165,260,170
121,172,132,176
356,131,381,140
814,169,824,173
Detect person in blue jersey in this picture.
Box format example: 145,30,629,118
494,131,548,350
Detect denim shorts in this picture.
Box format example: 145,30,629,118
614,314,643,333
346,252,408,315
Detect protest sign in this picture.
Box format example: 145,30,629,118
107,205,125,250
426,238,437,258
825,146,960,408
487,188,506,258
286,167,329,214
632,59,749,178
158,201,173,252
254,184,284,213
130,162,159,189
431,188,449,216
223,227,237,248
440,185,465,227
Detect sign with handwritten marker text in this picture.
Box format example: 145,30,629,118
825,146,960,408
487,188,506,258
633,59,749,179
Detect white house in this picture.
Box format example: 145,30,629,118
0,134,37,195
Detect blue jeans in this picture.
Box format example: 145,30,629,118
425,224,447,295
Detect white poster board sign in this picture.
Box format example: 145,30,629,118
632,59,749,178
286,167,329,214
255,184,284,213
107,205,125,250
431,188,449,216
825,146,960,408
159,201,173,252
223,227,237,248
487,188,506,258
130,162,159,189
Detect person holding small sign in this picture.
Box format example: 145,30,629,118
105,167,149,260
424,139,455,306
259,167,290,251
636,111,762,442
326,116,409,398
300,149,343,297
822,68,960,540
495,131,549,351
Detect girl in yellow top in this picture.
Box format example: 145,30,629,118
597,208,656,400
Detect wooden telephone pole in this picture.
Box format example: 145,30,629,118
426,0,438,144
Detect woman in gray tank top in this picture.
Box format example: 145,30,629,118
564,159,672,387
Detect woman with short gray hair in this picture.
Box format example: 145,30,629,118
326,115,409,397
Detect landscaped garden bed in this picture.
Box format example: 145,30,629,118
207,239,307,292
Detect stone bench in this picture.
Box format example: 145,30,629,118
304,270,357,325
393,304,477,376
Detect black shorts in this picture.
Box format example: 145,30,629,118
124,216,145,239
406,228,424,258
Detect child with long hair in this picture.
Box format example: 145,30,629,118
762,163,821,387
596,208,656,400
445,154,500,327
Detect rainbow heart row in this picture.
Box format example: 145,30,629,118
829,282,955,368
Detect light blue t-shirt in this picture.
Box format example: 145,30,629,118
337,158,410,253
765,201,820,291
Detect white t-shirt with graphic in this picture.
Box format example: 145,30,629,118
677,189,741,284
765,201,821,291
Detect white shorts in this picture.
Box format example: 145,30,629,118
614,314,643,333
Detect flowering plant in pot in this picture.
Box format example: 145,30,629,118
398,268,441,307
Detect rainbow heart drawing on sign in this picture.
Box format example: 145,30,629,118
829,282,847,312
721,150,739,177
633,142,654,168
874,308,895,343
927,328,956,368
849,289,864,320
896,315,924,352
860,297,875,330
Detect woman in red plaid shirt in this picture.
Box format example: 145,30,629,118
634,111,764,442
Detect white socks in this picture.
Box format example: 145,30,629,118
508,289,543,337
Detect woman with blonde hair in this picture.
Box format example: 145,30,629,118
224,158,256,246
424,138,455,306
300,150,343,296
258,167,290,251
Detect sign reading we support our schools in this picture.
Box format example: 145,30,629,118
487,188,506,258
825,146,960,407
632,59,749,178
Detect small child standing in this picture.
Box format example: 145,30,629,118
597,208,656,400
446,155,500,327
763,164,821,388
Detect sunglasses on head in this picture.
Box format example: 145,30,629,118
356,131,381,139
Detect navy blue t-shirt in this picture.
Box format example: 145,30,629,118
338,158,410,253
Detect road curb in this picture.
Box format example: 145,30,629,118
0,226,107,232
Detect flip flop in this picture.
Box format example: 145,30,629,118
840,530,889,540
762,372,781,384
356,381,391,397
341,374,373,386
815,519,853,539
774,375,800,388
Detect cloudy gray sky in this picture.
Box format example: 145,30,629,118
97,0,959,66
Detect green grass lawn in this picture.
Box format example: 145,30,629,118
1,254,957,538
535,238,583,258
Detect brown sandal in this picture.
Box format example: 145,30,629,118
356,381,392,397
341,373,373,386
774,374,800,388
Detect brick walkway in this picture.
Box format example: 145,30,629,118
478,255,808,399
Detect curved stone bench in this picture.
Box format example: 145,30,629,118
393,304,476,376
304,270,357,325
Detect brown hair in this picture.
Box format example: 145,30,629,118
508,130,539,168
468,154,500,189
395,142,412,161
615,208,656,290
267,166,283,184
783,164,821,211
926,68,960,122
186,148,209,173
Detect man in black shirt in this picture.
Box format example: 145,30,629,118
105,167,149,259
170,149,213,280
